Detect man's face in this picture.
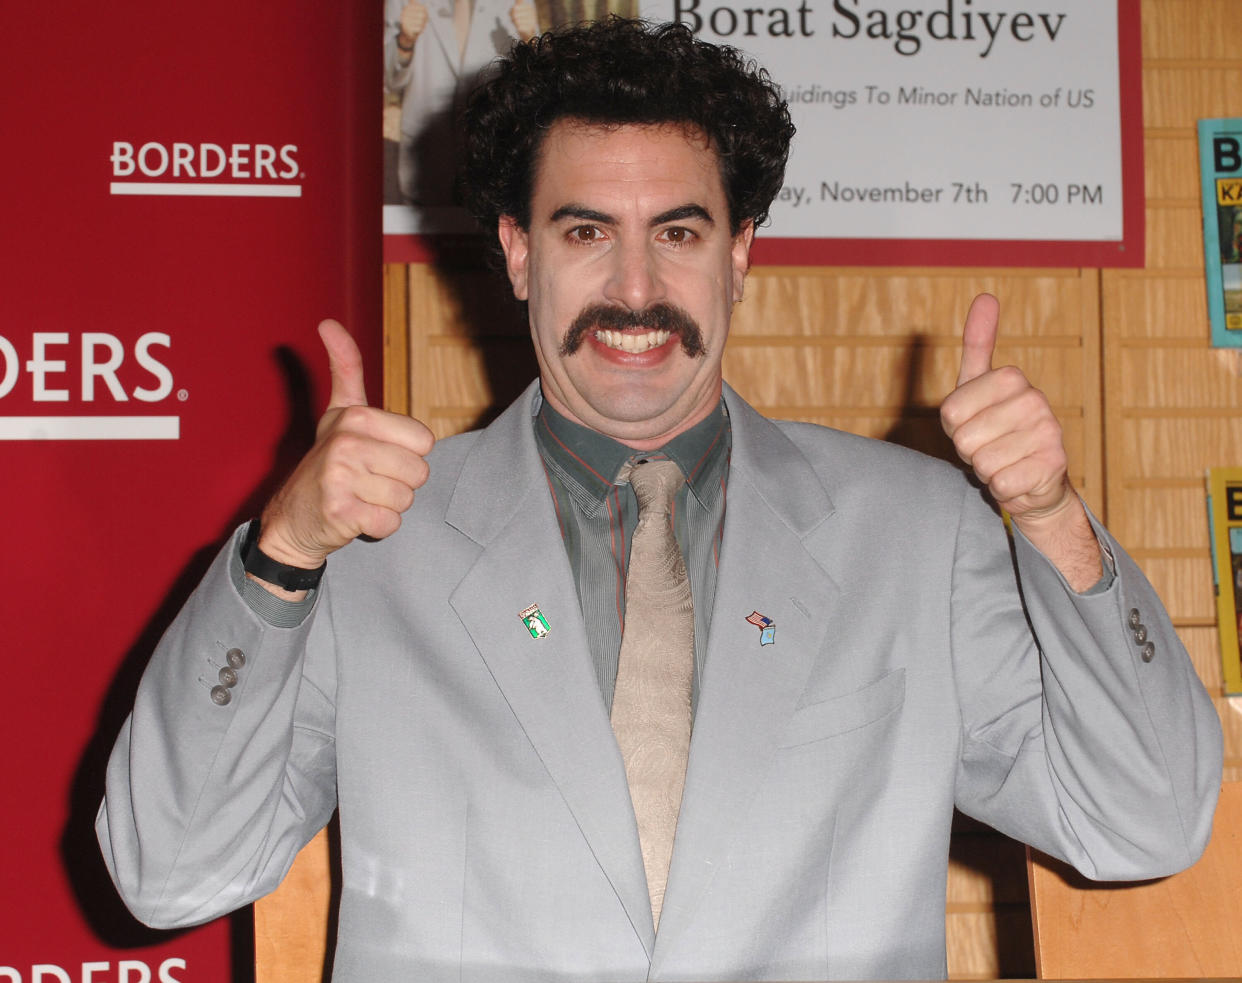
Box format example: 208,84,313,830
498,120,754,449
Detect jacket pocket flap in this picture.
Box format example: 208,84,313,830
779,668,906,748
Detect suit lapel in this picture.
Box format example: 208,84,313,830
445,386,656,957
441,384,844,965
424,4,460,73
652,388,841,969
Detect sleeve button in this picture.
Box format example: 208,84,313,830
1127,608,1141,629
1141,641,1156,663
226,648,246,669
1132,625,1148,644
218,666,239,688
210,685,232,706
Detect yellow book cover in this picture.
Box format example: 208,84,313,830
1208,467,1242,694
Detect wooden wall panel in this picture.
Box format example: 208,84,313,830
1144,203,1211,268
1112,275,1214,339
1122,348,1242,408
1221,698,1242,782
1142,0,1239,59
1103,0,1242,793
254,827,332,983
1107,483,1214,547
1144,68,1242,128
724,268,1103,517
1182,626,1226,692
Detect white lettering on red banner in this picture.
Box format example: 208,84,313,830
0,959,186,983
109,141,302,197
0,332,179,440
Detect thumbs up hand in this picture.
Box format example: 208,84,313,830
255,320,435,577
940,295,1101,589
940,294,1073,522
399,0,429,45
509,0,539,41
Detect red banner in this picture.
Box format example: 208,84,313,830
1,5,379,980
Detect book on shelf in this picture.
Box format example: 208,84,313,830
1207,467,1242,694
1198,118,1242,348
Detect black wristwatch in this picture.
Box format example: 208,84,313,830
241,519,326,592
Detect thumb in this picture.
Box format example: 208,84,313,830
956,293,999,387
318,318,369,410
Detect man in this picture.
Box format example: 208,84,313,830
99,19,1222,982
385,0,539,208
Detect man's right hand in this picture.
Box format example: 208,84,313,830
398,0,429,48
255,319,435,577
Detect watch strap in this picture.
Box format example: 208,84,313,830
241,519,326,592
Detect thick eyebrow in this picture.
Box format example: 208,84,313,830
546,202,716,227
650,203,715,227
548,204,615,224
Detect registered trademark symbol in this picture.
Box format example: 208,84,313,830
177,389,189,402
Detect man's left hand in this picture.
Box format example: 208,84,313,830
510,1,538,41
940,293,1103,590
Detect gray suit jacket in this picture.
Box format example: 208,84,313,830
98,382,1222,981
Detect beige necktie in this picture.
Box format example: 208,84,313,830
611,458,694,929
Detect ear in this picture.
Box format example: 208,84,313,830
731,219,755,303
498,215,530,301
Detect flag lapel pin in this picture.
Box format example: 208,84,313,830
520,603,551,639
745,611,776,646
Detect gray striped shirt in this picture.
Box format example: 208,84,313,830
534,395,730,714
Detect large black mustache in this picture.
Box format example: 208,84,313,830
559,303,705,358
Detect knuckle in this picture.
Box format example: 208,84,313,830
323,438,363,474
1029,419,1063,455
331,428,375,463
366,509,402,540
990,470,1020,502
970,449,995,483
951,421,978,457
408,422,436,455
1035,415,1061,439
1018,386,1049,411
994,365,1028,392
337,404,373,430
320,495,355,528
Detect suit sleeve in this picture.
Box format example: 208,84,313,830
384,0,416,92
95,524,339,928
950,484,1222,880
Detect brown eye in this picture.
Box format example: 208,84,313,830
660,227,694,245
570,226,600,243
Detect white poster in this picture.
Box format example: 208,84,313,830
642,0,1126,243
383,0,1142,266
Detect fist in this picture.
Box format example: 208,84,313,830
257,319,435,572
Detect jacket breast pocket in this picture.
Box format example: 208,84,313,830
778,667,906,748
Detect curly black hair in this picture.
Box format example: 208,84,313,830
460,18,795,238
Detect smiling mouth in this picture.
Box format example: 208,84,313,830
561,302,705,358
593,328,672,354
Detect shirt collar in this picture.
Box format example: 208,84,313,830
534,389,730,514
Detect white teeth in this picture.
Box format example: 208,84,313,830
594,329,671,353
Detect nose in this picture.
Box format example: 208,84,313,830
601,238,667,312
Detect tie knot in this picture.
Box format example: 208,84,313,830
625,458,684,516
